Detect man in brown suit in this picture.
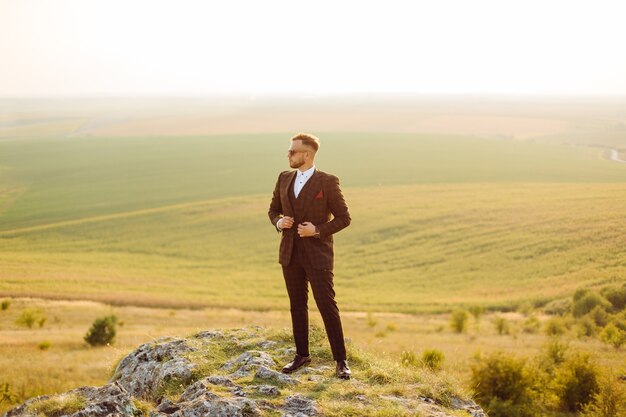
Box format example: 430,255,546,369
268,133,352,379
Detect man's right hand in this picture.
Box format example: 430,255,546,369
278,216,295,230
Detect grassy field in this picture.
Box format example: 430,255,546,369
1,296,624,416
1,133,626,313
1,99,626,415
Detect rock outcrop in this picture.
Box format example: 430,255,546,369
2,327,487,417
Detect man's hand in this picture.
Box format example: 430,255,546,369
278,216,295,230
297,222,317,237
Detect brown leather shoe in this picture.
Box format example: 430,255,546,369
336,360,351,379
282,354,311,374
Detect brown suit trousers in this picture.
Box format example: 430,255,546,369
268,169,351,361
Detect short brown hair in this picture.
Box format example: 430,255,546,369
291,133,320,152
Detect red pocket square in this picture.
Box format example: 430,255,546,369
315,190,324,199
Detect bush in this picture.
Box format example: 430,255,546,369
15,308,46,329
543,339,569,368
577,316,598,338
599,323,626,349
469,305,484,322
545,317,567,336
38,341,51,351
573,291,611,318
470,351,538,417
522,315,541,334
400,350,419,367
1,300,10,311
582,373,626,417
587,306,609,327
601,285,626,312
543,298,572,316
450,310,468,333
84,315,118,346
421,349,444,371
555,353,600,412
493,316,510,335
574,288,591,302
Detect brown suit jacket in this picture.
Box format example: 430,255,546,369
268,169,351,270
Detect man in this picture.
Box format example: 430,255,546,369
268,133,352,379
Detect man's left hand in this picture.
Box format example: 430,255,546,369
297,222,317,237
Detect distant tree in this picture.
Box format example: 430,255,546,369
84,315,118,346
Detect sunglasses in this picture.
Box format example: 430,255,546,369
288,149,308,156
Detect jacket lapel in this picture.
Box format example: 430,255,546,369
281,170,296,216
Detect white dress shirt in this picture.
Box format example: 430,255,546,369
294,165,316,198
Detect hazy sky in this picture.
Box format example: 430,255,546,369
1,0,625,97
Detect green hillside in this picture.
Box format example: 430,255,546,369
1,133,626,312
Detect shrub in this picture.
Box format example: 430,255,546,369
84,315,118,346
601,285,626,312
15,308,46,329
573,291,611,318
555,353,600,412
610,312,626,332
450,310,468,333
493,316,510,335
587,306,609,327
1,300,10,311
522,315,541,334
38,341,51,351
538,339,569,373
543,298,572,316
577,316,598,338
400,350,419,367
421,349,444,371
574,288,591,302
599,323,626,349
545,317,567,336
469,305,484,322
582,372,626,417
470,351,538,417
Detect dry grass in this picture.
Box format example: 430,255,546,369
1,297,624,415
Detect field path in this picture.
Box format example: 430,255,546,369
0,196,246,236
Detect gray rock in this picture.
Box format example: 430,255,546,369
223,350,277,379
205,375,237,387
112,337,197,400
223,350,276,371
3,382,138,417
250,385,280,396
170,381,260,417
255,366,299,385
257,340,278,349
194,330,224,339
450,397,487,417
282,394,317,417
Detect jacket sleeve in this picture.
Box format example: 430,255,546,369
268,172,284,232
317,175,351,238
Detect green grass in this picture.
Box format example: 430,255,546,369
2,133,626,313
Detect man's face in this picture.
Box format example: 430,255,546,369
288,140,310,169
